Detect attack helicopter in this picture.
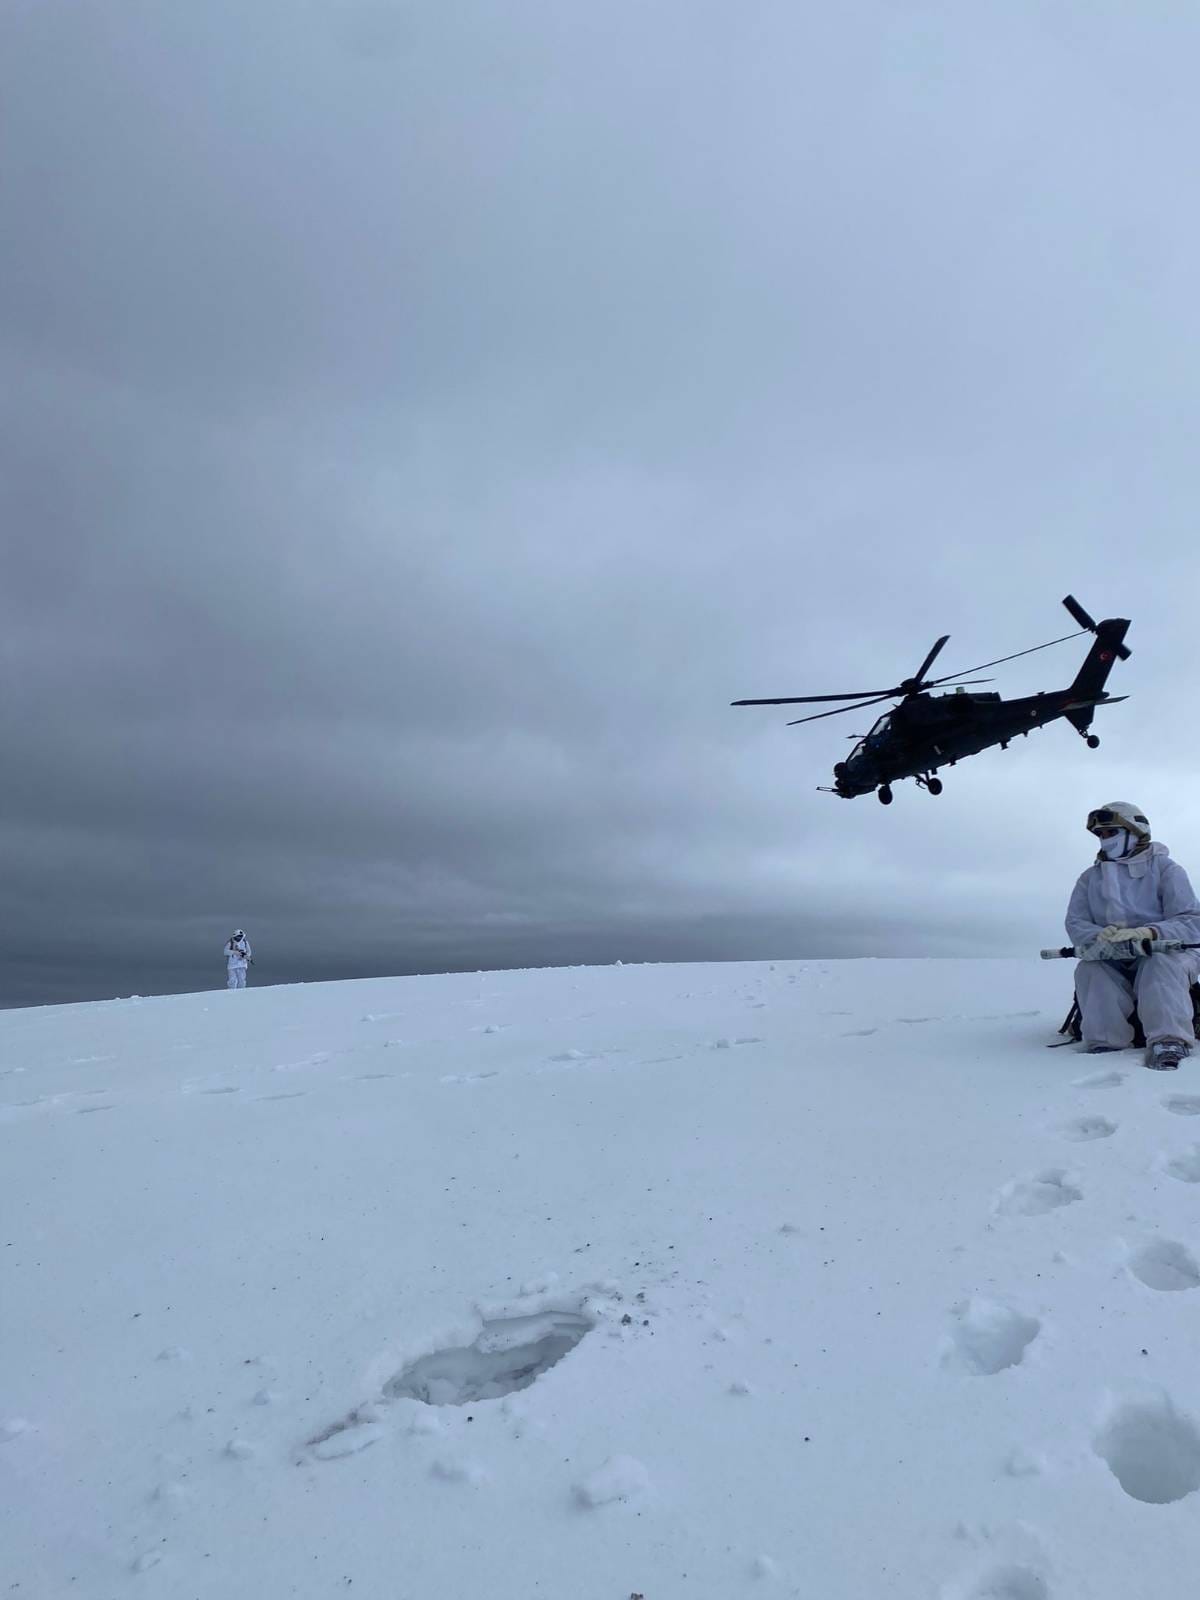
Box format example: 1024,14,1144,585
732,596,1131,805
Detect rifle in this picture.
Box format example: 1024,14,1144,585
1041,939,1200,960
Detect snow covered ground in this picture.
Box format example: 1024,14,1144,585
5,957,1200,1599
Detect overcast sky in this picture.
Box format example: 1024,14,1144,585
3,0,1199,1007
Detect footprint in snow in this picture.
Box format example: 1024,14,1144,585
1163,1147,1200,1183
941,1299,1041,1376
385,1306,593,1405
536,1051,594,1072
572,1454,649,1507
1164,1095,1200,1117
993,1170,1082,1217
943,1566,1050,1600
1053,1115,1117,1142
271,1053,332,1074
0,1097,62,1123
257,1090,309,1101
1072,1069,1126,1089
311,1300,596,1457
1127,1238,1200,1291
75,1103,116,1115
355,1073,394,1082
841,1027,878,1038
1094,1393,1200,1503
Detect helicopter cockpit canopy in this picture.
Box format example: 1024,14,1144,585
847,711,893,762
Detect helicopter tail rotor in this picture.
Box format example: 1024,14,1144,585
1063,594,1132,660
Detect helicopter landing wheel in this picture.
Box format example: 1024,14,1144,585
878,784,894,806
926,777,944,795
1086,735,1100,749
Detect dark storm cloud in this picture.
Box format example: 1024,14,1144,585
4,0,1200,1005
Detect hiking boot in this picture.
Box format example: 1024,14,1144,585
1147,1038,1190,1072
1082,1043,1122,1054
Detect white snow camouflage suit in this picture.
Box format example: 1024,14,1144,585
1066,841,1200,1050
224,935,252,989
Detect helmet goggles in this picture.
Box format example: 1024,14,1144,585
1086,805,1149,839
1087,809,1121,836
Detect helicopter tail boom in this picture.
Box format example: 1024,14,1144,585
1063,616,1131,734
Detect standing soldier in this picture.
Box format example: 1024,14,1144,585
224,930,252,989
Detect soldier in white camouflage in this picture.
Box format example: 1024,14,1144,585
1068,803,1200,1069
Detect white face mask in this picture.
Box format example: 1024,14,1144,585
1098,830,1129,860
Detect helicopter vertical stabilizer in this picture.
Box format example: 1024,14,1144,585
1063,613,1131,734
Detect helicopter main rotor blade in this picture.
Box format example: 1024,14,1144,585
923,678,994,688
732,688,901,706
911,634,950,686
785,693,900,727
734,675,995,710
924,629,1086,687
